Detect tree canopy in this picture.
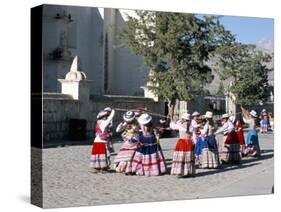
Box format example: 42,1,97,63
117,11,235,116
216,44,272,107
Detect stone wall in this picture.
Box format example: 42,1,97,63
88,95,165,136
172,96,226,119
43,93,79,141
43,93,165,143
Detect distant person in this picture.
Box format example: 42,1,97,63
260,109,268,133
170,113,195,177
90,109,115,173
241,107,260,157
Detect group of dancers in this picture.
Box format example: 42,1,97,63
89,106,261,177
90,107,166,176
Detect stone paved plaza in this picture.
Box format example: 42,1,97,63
41,132,274,208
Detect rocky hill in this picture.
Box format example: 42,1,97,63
205,40,274,95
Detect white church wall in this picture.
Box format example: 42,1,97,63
74,6,104,95
42,6,62,92
103,8,116,94
104,9,149,96
42,5,104,95
42,5,149,97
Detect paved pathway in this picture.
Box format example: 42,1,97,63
41,132,274,208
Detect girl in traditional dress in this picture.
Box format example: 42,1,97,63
197,111,220,169
114,111,139,174
215,114,241,164
170,113,195,177
90,109,115,173
235,117,245,156
131,114,167,176
241,108,260,157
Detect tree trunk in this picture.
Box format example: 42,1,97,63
167,99,176,120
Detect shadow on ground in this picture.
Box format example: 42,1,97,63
162,149,273,178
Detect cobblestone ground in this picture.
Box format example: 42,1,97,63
42,132,274,208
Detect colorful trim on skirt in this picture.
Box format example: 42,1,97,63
195,136,219,168
171,151,195,176
200,148,219,168
131,144,167,176
114,141,138,173
218,137,241,163
218,136,241,163
90,142,110,169
243,145,259,157
246,130,261,156
171,139,195,176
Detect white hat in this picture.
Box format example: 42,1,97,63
138,113,152,125
250,110,257,117
159,119,166,124
181,113,191,120
221,113,229,119
192,111,200,117
104,107,112,113
262,109,266,112
97,110,108,119
229,115,235,123
204,111,213,119
123,111,135,122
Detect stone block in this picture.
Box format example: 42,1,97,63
45,134,50,141
61,122,65,131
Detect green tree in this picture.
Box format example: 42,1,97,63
117,11,235,117
216,44,272,106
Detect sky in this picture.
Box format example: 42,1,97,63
196,13,274,48
118,10,274,49
218,15,274,45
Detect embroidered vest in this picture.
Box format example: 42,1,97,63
95,123,110,140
